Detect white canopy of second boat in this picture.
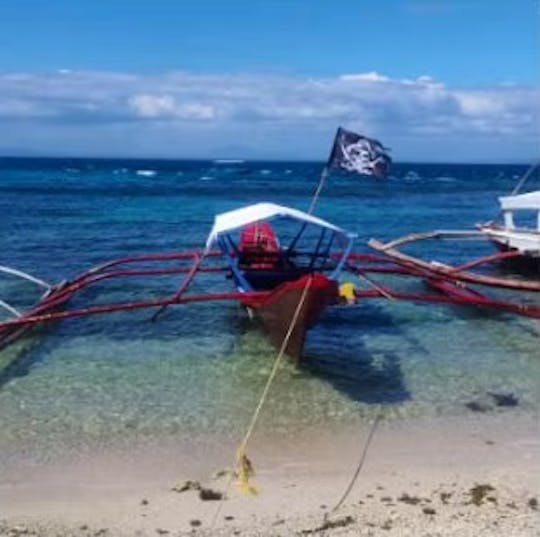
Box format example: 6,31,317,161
479,190,540,257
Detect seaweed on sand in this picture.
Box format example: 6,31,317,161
301,515,355,534
488,392,519,407
468,484,496,506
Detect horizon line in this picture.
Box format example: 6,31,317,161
0,154,536,167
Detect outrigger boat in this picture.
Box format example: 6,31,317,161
1,200,539,361
477,190,540,271
206,203,355,357
0,203,356,359
362,165,540,300
476,162,540,270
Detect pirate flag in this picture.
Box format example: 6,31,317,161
328,127,392,178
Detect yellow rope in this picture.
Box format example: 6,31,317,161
211,275,314,525
236,274,313,488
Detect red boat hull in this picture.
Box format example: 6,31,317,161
240,273,338,359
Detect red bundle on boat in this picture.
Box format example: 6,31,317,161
239,222,280,269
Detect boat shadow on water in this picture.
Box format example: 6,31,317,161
0,329,52,389
0,302,418,403
0,302,235,389
299,303,418,405
496,257,540,279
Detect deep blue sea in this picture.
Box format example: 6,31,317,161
0,158,538,460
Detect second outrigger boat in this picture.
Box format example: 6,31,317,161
477,190,540,271
477,162,540,271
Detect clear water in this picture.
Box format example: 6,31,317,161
0,158,538,460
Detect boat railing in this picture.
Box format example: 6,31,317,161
0,265,51,291
0,265,52,320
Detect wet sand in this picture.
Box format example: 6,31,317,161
1,412,538,536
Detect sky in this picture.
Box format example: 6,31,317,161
0,0,538,162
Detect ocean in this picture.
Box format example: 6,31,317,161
0,158,538,462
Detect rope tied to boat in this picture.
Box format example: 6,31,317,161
235,274,314,490
331,412,382,513
211,274,314,524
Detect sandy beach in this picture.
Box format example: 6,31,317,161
1,411,538,536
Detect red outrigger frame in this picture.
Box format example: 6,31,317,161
0,235,538,354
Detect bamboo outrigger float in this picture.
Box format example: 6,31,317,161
358,233,539,317
368,232,540,292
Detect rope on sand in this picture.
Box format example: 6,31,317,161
210,275,314,527
331,412,383,513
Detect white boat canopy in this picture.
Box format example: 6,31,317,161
498,190,540,232
205,202,354,250
499,191,540,212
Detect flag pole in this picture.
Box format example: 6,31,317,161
307,127,340,215
307,165,329,215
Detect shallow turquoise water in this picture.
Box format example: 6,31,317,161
0,158,538,459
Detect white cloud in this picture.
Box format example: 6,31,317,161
457,93,506,116
0,69,537,160
339,71,390,83
128,94,177,117
128,94,216,120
